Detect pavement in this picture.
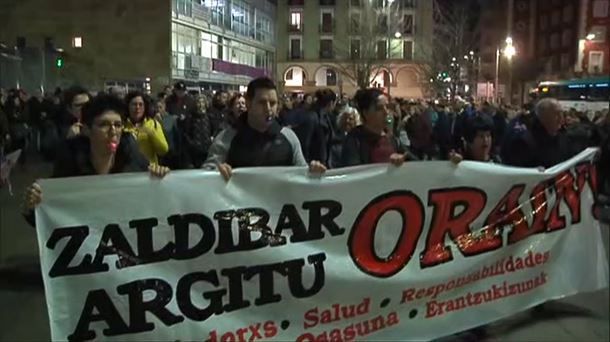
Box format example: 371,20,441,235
0,152,608,341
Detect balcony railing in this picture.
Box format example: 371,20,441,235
289,50,303,60
288,23,303,33
319,50,334,59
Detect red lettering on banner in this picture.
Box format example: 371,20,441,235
348,191,425,278
485,184,528,244
420,188,493,268
508,182,549,244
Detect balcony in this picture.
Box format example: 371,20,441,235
289,50,303,60
319,50,334,59
288,23,303,33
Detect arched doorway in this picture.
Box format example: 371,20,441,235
284,66,307,87
370,69,392,89
314,66,338,87
396,67,423,98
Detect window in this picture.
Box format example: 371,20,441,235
593,0,609,17
320,39,333,58
320,0,335,5
390,39,403,59
400,0,416,8
560,53,570,69
562,29,572,47
539,15,548,30
403,41,413,60
290,38,302,59
539,36,548,54
551,10,561,26
321,11,333,33
288,0,304,5
72,37,82,48
402,14,414,34
590,26,607,42
550,33,560,49
206,0,225,27
351,0,361,6
350,39,360,59
290,11,303,32
377,40,387,59
176,0,193,16
563,5,573,22
286,69,293,80
379,14,388,34
589,51,604,73
350,12,360,33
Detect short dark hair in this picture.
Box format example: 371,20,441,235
125,91,154,122
246,77,277,100
315,89,337,108
353,88,384,116
81,94,127,127
63,85,90,106
463,116,494,143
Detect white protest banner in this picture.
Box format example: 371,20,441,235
36,148,608,341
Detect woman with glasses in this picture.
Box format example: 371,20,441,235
23,94,169,226
124,91,168,164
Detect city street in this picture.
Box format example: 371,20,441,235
0,153,608,341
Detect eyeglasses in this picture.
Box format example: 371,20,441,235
94,121,124,132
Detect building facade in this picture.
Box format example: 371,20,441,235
276,0,433,98
579,0,610,75
171,0,276,92
0,0,276,93
478,0,610,105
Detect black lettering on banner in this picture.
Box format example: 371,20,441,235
92,224,137,270
275,204,309,244
129,218,174,264
176,271,226,321
47,226,96,278
285,253,327,298
116,279,183,333
68,289,131,341
214,208,282,254
244,263,284,306
168,213,215,260
220,266,252,312
302,200,345,240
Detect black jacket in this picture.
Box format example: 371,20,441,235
52,133,149,178
502,117,573,168
340,126,417,167
283,107,318,162
181,111,213,168
25,133,149,226
165,93,197,118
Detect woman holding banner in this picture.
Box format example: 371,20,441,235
340,88,417,167
22,94,170,226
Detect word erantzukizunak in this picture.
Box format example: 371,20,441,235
46,162,597,341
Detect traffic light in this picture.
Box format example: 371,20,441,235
441,72,448,78
55,56,64,68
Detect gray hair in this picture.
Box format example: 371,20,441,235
535,98,561,117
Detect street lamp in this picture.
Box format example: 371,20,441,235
494,36,517,104
586,33,596,41
394,31,402,38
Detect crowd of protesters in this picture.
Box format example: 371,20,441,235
1,76,608,342
0,77,607,218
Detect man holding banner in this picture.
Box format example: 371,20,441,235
204,77,326,180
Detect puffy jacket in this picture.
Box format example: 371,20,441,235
182,111,213,168
124,117,168,164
